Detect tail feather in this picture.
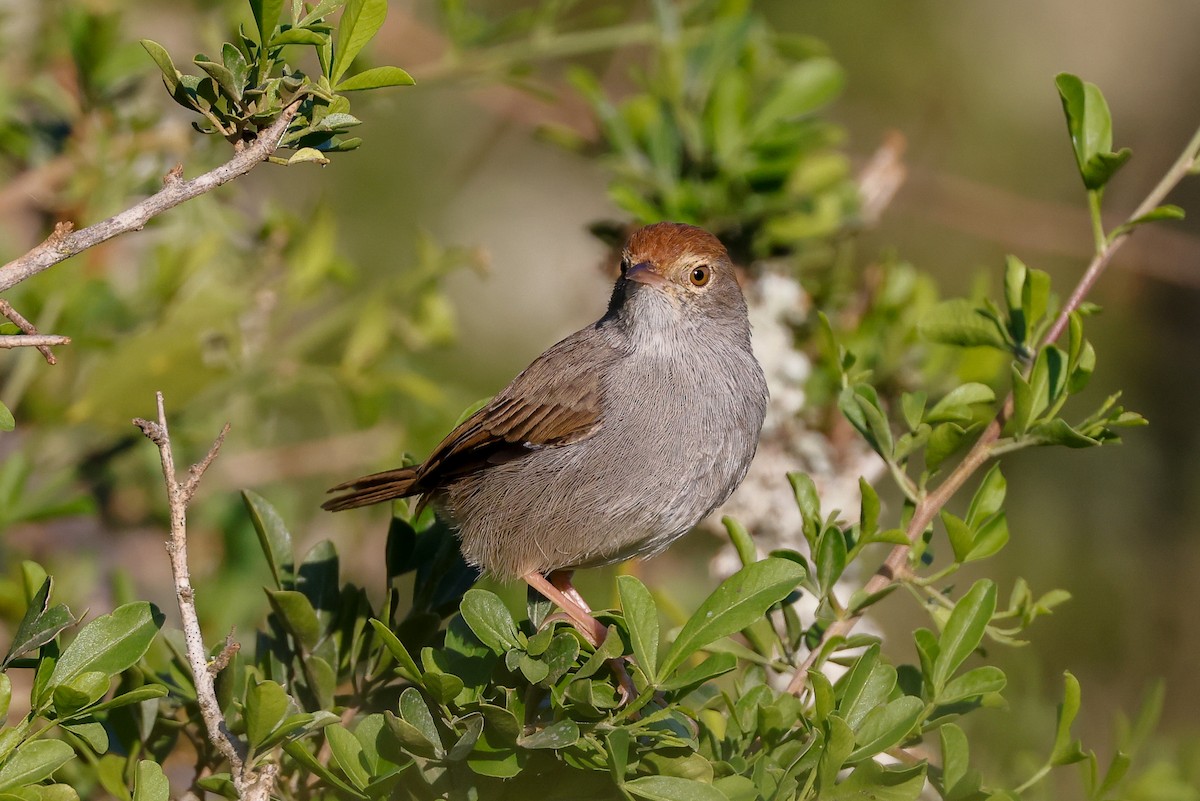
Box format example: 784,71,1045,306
322,466,420,512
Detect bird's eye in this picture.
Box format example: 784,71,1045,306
689,265,711,287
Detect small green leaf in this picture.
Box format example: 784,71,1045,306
858,479,880,538
271,28,327,46
1056,73,1130,190
337,65,414,91
900,391,926,431
368,620,421,682
931,580,996,692
332,0,388,84
1028,419,1102,448
847,696,923,761
938,665,1007,704
398,687,443,758
132,760,168,801
624,775,728,801
266,590,321,650
941,512,973,563
250,0,285,46
287,147,330,166
965,513,1009,562
517,719,579,750
459,589,521,654
0,402,13,432
789,472,821,548
617,575,659,683
242,491,293,589
926,383,995,425
1113,204,1186,238
245,679,289,750
607,728,630,783
3,577,75,668
918,299,1008,350
925,423,968,472
965,464,1006,528
52,671,109,717
0,740,75,791
0,675,9,721
1051,671,1087,766
750,57,844,136
139,40,179,92
326,725,370,789
194,56,240,102
47,603,163,698
815,527,848,595
660,652,737,693
722,516,757,567
659,558,804,676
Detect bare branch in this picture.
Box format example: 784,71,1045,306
0,104,300,295
0,298,68,364
133,392,272,800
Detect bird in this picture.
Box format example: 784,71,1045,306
324,222,768,649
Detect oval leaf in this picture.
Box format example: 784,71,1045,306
660,558,804,676
617,575,659,683
47,603,163,696
337,65,415,91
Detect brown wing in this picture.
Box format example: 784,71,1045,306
322,330,615,512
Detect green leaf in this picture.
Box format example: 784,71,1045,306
818,716,857,790
517,719,579,750
925,423,968,472
245,679,289,750
53,671,109,717
722,516,757,567
823,760,927,801
459,589,521,654
660,652,737,693
270,27,328,46
368,620,421,682
847,696,924,761
250,0,285,46
941,512,973,563
931,580,996,692
918,299,1008,350
624,775,727,801
283,740,367,799
287,147,330,166
1028,419,1101,448
337,65,414,91
938,665,1007,704
751,57,844,136
3,577,75,668
138,40,179,92
659,558,804,676
0,740,75,792
132,760,168,801
194,56,240,102
858,479,880,538
925,383,995,425
0,402,13,432
332,0,388,84
326,725,369,789
965,465,1006,528
840,385,894,459
1112,204,1186,238
607,728,630,783
47,603,163,697
617,575,659,683
1051,671,1087,766
789,472,821,548
398,687,443,758
815,527,847,595
266,590,321,649
242,491,293,589
0,675,8,722
965,513,1009,562
900,391,926,431
1055,73,1130,190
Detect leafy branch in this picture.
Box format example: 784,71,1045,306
786,73,1199,696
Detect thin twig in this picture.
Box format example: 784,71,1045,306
0,103,300,295
0,299,68,364
133,392,276,801
786,122,1200,696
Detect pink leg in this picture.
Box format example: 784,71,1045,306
527,570,636,704
523,571,607,647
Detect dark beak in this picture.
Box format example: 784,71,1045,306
625,261,669,288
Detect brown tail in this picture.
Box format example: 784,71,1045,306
322,466,421,512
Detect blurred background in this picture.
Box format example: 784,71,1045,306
0,0,1197,795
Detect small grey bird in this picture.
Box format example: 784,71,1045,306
324,222,768,646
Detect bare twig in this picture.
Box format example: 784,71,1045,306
134,392,276,801
0,298,69,364
787,122,1200,696
0,104,300,295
